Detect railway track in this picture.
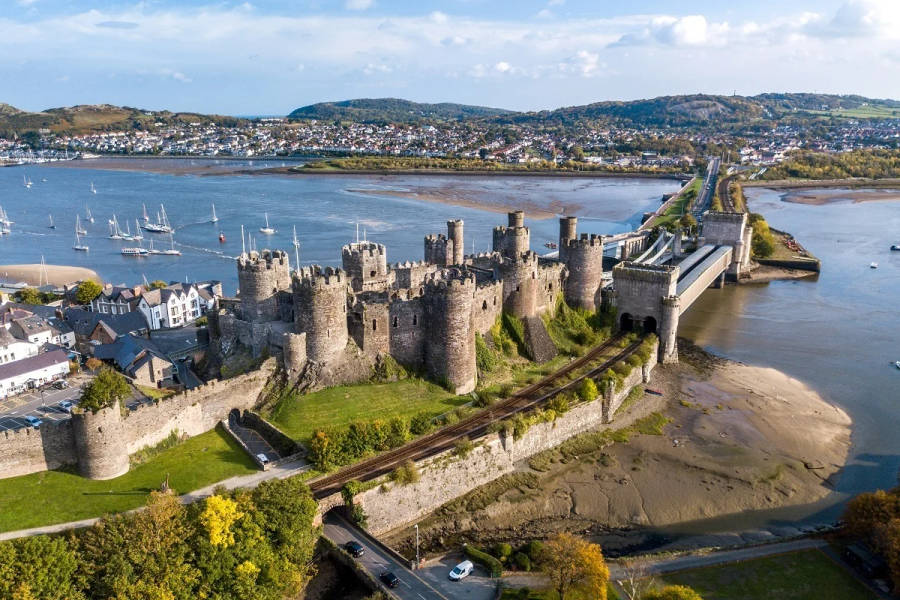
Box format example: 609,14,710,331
309,332,644,500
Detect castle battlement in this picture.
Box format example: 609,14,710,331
499,250,539,267
342,241,386,258
294,265,346,287
564,233,603,248
425,233,449,242
237,249,290,272
613,262,678,283
425,268,476,291
392,259,431,269
1,418,71,442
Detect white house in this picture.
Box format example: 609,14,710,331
8,316,76,349
0,328,39,365
0,349,70,399
89,285,142,315
137,283,202,330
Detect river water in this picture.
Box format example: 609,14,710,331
0,160,677,293
2,162,897,534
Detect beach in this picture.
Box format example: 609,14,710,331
0,264,101,287
387,345,851,555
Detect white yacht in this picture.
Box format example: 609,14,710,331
73,229,89,252
90,182,97,194
259,212,276,235
211,203,219,223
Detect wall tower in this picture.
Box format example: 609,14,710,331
447,220,464,265
558,216,578,262
236,249,292,323
423,269,476,395
292,266,349,363
563,233,604,311
492,211,530,259
71,406,130,480
342,241,389,292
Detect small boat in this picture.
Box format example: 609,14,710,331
90,182,97,194
47,214,56,229
544,241,558,249
23,175,32,189
108,215,124,240
211,203,219,223
891,244,900,251
894,360,900,370
86,206,94,224
158,234,181,256
75,215,87,236
142,204,150,222
121,247,148,256
644,388,664,396
0,206,13,226
0,225,10,235
141,204,174,234
870,262,878,269
73,231,89,252
131,220,143,241
259,212,275,235
219,232,226,243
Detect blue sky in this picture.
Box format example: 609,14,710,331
2,0,898,115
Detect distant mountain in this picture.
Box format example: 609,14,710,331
0,104,246,138
288,98,515,124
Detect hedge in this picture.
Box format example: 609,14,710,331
465,545,503,577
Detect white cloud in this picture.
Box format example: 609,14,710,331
429,11,448,24
824,0,900,38
494,61,512,73
345,0,373,11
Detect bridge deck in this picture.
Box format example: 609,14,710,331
674,244,716,281
676,245,732,308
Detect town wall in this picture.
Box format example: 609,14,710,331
0,421,76,480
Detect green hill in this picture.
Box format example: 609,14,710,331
288,97,515,124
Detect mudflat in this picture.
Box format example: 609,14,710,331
0,264,100,286
390,346,850,555
783,189,900,205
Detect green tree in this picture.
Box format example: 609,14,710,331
15,287,42,305
75,280,103,304
679,213,697,232
149,280,168,290
0,536,84,600
577,378,599,403
78,367,130,413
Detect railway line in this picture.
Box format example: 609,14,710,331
309,332,644,500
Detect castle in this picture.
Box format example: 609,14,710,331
208,211,612,394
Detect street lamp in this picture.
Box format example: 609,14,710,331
414,524,419,569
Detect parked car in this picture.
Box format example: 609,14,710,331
53,380,69,390
344,540,365,557
448,560,474,581
58,400,74,413
256,453,270,466
379,572,400,588
23,415,42,428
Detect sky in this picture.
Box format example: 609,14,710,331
2,0,900,115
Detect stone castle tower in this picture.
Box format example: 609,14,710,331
293,266,349,363
423,269,476,394
342,241,389,292
562,222,605,312
558,216,578,263
425,219,465,267
71,406,129,480
236,249,292,322
493,210,529,259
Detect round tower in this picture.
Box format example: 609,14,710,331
559,216,577,262
237,249,292,323
498,252,539,318
341,241,388,292
447,220,464,265
564,233,604,311
292,266,349,363
72,406,129,480
423,269,476,395
492,211,530,259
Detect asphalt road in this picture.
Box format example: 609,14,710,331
692,156,721,220
323,513,448,600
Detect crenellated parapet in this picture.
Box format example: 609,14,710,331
493,210,530,259
293,265,349,363
237,249,292,323
72,406,130,480
424,233,453,266
342,241,389,292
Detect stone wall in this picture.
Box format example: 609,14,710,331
388,297,425,369
0,421,76,480
236,250,292,323
471,280,503,336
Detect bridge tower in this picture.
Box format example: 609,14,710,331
699,211,752,278
610,262,680,363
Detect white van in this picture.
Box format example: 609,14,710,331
448,560,474,581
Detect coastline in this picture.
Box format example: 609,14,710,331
386,346,851,556
249,165,688,179
744,177,900,190
0,264,101,287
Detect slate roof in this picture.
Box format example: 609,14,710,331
63,308,149,337
0,349,69,381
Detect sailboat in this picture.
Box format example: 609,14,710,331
0,206,12,226
142,204,174,233
23,175,32,189
259,213,275,235
75,215,87,236
132,220,143,241
73,227,89,252
210,204,219,223
90,182,97,194
158,234,181,256
47,214,56,229
142,204,150,222
109,215,124,240
85,206,94,224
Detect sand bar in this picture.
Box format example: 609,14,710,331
0,264,101,287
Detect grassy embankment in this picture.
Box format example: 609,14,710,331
657,549,876,600
0,426,257,533
649,177,701,229
295,156,684,176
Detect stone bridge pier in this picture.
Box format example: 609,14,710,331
698,211,752,278
610,262,680,363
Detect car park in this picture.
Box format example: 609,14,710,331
448,560,474,581
23,415,42,428
58,400,74,413
379,571,400,588
344,540,365,557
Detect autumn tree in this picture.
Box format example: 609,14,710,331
541,533,610,600
0,535,82,600
15,287,42,305
149,280,168,290
75,280,103,304
200,495,244,548
644,585,704,600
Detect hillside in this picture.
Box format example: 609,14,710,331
0,104,246,138
288,98,514,124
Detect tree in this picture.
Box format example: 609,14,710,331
75,280,103,304
78,367,130,413
0,536,83,600
200,495,244,548
577,378,598,403
84,357,102,371
679,213,697,232
15,287,42,305
541,533,609,600
644,585,704,600
149,280,168,290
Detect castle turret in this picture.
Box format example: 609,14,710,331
564,233,604,311
423,269,476,394
559,216,577,262
72,406,129,480
497,252,539,318
293,266,348,363
342,241,389,292
447,220,464,265
424,234,453,266
492,210,530,259
237,249,292,323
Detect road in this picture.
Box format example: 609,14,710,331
0,377,86,432
323,513,450,600
692,156,721,220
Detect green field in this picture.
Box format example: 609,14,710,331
268,378,469,442
650,177,701,228
657,549,876,600
0,426,257,533
806,105,900,119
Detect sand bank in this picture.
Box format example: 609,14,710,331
0,264,100,287
345,187,561,220
782,189,900,205
388,347,850,555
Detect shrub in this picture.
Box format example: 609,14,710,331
78,367,130,413
75,280,103,304
475,333,500,373
512,552,531,571
341,480,361,506
350,504,368,528
577,378,598,403
524,540,544,563
85,357,103,371
410,412,433,435
391,460,420,485
464,545,503,578
386,416,410,448
494,542,513,561
548,394,570,414
454,437,474,459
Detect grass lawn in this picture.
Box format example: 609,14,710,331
268,379,469,442
650,177,701,229
657,549,877,600
0,426,258,533
499,583,620,599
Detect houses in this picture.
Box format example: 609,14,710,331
87,281,220,331
0,328,38,365
92,335,175,388
89,285,143,315
0,349,70,399
8,315,75,349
